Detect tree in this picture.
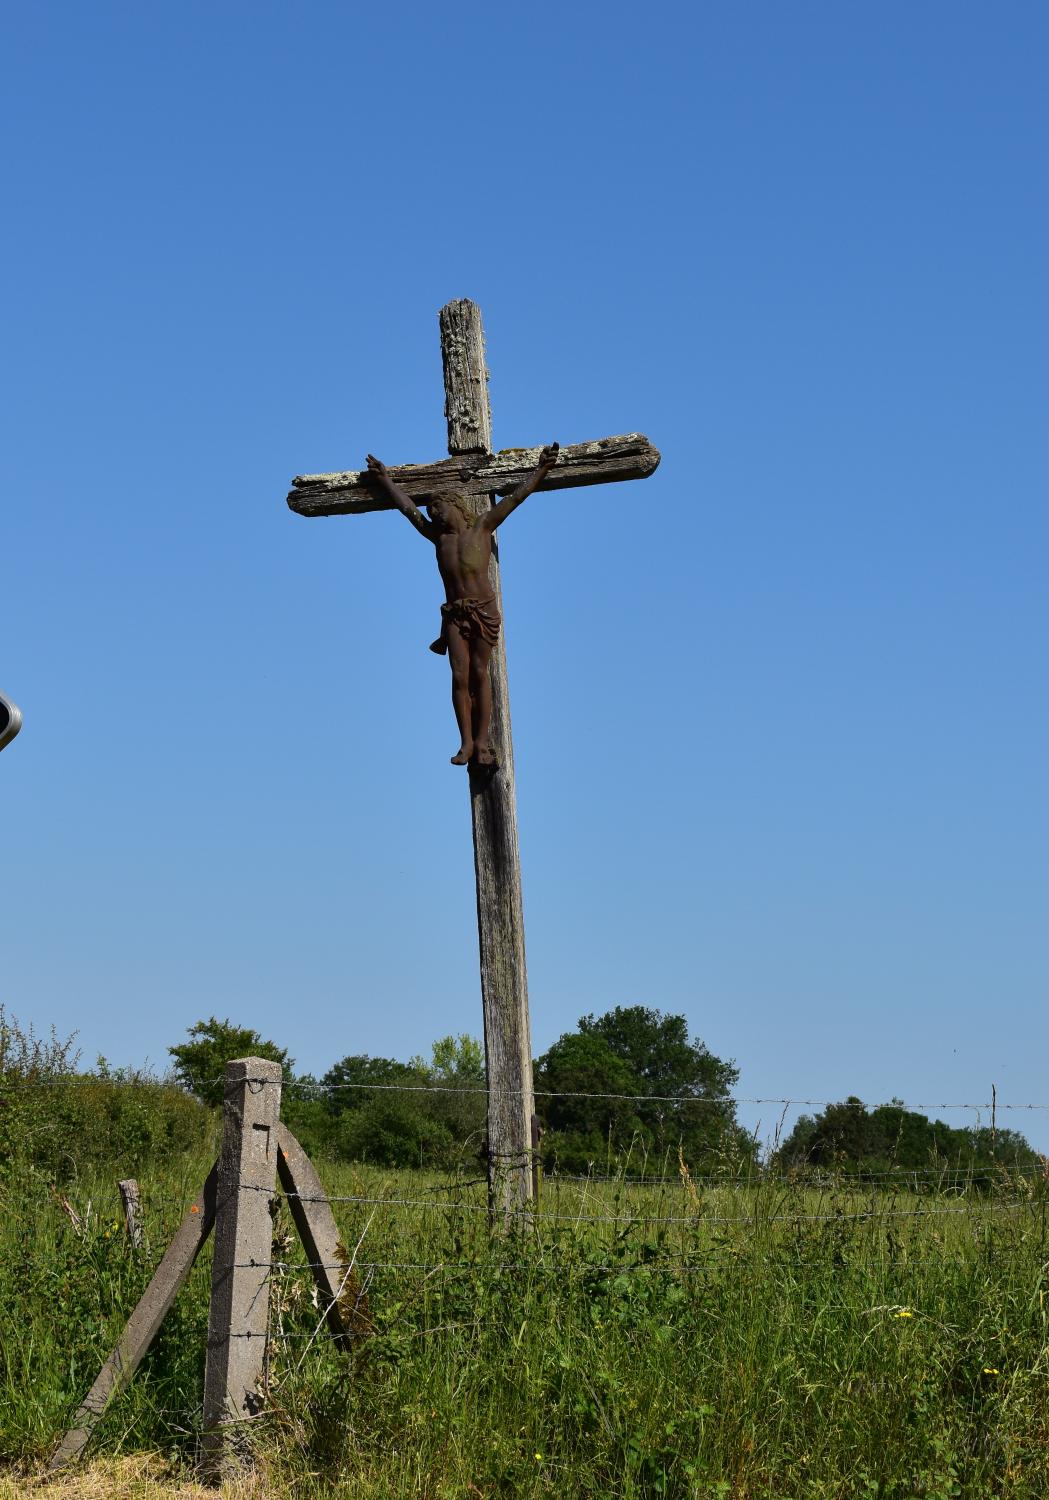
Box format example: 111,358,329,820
536,1006,749,1172
535,1031,643,1173
776,1097,1040,1176
579,1006,737,1099
321,1053,426,1112
278,1051,447,1168
427,1033,485,1082
168,1017,293,1107
315,1045,484,1169
334,1096,454,1168
581,1005,742,1161
414,1034,486,1152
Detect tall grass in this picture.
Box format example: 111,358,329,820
4,1144,1049,1497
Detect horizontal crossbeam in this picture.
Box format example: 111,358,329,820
287,433,660,518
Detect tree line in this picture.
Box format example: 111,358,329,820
1,1004,1038,1180
166,1009,1041,1177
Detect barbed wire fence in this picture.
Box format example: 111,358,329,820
8,1063,1049,1112
26,1056,1048,1471
7,1062,1048,1175
8,1062,1049,1201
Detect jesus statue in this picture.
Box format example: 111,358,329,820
364,443,559,767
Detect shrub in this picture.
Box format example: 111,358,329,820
0,1007,211,1181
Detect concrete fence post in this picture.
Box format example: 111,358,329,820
201,1056,283,1476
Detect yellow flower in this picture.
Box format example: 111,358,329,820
534,1454,543,1462
983,1367,999,1375
894,1309,914,1319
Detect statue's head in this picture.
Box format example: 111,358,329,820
425,491,472,530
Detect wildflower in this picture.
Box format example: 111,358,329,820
894,1309,914,1319
535,1454,543,1463
983,1367,999,1375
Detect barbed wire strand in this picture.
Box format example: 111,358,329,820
238,1180,1039,1225
229,1211,1038,1285
3,1070,1049,1112
544,1164,1046,1183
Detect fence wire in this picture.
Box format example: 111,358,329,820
30,1059,1049,1464
3,1069,1049,1114
236,1180,1041,1227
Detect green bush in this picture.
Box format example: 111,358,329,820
311,1038,486,1169
0,1008,211,1181
776,1095,1042,1179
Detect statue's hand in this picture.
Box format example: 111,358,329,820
365,453,388,478
538,442,559,470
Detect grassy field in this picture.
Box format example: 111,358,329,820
3,1149,1048,1498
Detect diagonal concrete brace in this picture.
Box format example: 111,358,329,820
49,1164,218,1471
276,1124,362,1350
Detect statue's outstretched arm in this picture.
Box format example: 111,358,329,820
483,443,559,531
364,455,436,540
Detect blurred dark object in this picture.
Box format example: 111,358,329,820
0,691,22,753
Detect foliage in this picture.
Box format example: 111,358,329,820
2,1009,1049,1493
167,1016,294,1107
776,1094,1043,1177
0,1007,210,1181
413,1032,487,1157
535,1031,643,1173
536,1006,751,1174
284,1036,488,1170
2,1147,1047,1497
422,1032,484,1082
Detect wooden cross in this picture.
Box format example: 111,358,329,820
286,300,660,1219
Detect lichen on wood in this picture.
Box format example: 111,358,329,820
288,434,660,518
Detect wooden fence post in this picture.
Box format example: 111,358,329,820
118,1179,143,1251
201,1057,282,1476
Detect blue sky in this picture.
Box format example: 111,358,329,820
2,3,1046,1151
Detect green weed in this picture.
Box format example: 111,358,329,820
4,1150,1048,1496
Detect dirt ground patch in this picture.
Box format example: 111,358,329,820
0,1456,272,1500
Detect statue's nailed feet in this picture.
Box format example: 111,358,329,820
473,744,498,768
451,744,473,766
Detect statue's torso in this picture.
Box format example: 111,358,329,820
435,524,494,603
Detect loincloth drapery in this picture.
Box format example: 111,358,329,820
429,596,502,655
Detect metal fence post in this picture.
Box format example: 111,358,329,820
201,1056,282,1475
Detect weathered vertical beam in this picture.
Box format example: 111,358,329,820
118,1178,144,1250
202,1057,282,1475
439,298,492,455
438,299,534,1223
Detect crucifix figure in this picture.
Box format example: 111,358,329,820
286,300,659,1220
362,443,559,766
